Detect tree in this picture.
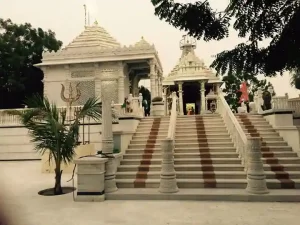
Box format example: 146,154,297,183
290,68,300,89
151,1,300,76
6,95,101,195
222,72,275,111
0,18,62,109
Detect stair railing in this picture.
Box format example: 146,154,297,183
218,93,248,169
167,92,178,139
159,91,179,193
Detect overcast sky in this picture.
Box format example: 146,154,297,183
0,0,298,97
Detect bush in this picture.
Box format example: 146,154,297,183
113,148,120,154
152,96,163,102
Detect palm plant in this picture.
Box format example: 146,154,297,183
290,68,300,90
6,95,102,195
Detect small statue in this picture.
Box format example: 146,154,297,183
210,101,216,113
237,101,247,113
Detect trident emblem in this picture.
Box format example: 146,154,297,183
60,82,81,122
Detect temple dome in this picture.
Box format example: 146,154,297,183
63,21,121,50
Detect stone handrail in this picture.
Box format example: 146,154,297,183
288,96,300,117
167,92,178,139
218,93,248,168
0,105,120,126
272,94,289,110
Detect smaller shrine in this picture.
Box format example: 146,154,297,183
163,35,222,115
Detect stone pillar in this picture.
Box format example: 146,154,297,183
163,87,167,116
200,81,206,114
95,78,102,101
159,138,179,193
178,82,184,116
101,80,118,193
246,137,269,194
118,76,125,103
149,60,156,99
74,157,108,202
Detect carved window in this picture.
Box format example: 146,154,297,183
72,80,95,105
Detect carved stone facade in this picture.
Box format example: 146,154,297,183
36,22,163,107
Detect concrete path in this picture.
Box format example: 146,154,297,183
0,161,299,225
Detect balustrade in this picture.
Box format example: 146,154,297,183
218,93,248,169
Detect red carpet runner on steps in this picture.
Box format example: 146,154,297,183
133,118,161,188
239,115,295,189
195,116,217,188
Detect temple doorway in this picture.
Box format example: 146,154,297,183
182,82,200,115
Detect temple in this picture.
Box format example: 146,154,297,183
35,21,163,107
163,35,222,115
1,20,300,201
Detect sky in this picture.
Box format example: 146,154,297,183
0,0,299,97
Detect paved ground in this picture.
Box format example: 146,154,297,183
0,161,299,225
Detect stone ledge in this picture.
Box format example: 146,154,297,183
261,109,294,116
106,188,300,202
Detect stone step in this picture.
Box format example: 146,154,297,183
116,171,246,179
0,152,41,161
262,157,300,164
176,129,228,134
116,171,300,180
132,133,231,140
130,138,232,144
123,152,240,159
261,141,288,147
263,164,300,171
127,142,235,149
242,127,274,132
262,152,298,157
133,132,168,136
117,164,245,172
120,158,242,165
116,179,247,189
126,147,237,154
0,144,35,153
236,119,269,123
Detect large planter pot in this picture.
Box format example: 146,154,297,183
151,101,164,116
41,144,96,173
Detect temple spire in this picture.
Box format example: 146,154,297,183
83,4,87,27
179,35,196,57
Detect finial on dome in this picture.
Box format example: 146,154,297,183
94,20,98,26
141,36,144,39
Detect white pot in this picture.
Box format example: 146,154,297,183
151,101,164,116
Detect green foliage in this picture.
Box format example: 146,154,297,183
6,95,101,195
0,18,62,108
222,72,275,111
113,148,120,154
151,1,300,76
290,68,300,89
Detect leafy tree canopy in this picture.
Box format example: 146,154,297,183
151,0,300,76
0,18,62,109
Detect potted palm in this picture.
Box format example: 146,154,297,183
6,95,101,195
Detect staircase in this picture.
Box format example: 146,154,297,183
174,114,246,188
116,117,169,188
236,114,300,189
116,114,247,189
